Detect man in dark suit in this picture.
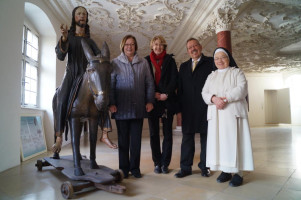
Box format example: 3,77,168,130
175,38,214,178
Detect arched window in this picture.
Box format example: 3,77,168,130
21,2,56,111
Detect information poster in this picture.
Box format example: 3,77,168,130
20,115,47,161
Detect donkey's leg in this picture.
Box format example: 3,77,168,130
89,118,99,169
70,118,85,176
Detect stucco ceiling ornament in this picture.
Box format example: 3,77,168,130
46,0,301,73
214,2,239,33
198,0,247,42
78,0,114,29
116,5,145,31
102,0,194,57
110,0,192,35
147,0,191,34
106,0,160,32
231,1,301,73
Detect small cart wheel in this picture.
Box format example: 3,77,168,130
61,181,74,199
35,160,43,171
114,169,124,183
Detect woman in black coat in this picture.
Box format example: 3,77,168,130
145,35,178,174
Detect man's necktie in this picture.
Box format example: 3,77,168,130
192,60,198,71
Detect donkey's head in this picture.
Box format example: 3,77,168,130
81,39,111,111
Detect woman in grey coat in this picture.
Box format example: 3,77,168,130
109,35,155,178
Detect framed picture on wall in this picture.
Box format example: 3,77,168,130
20,115,47,161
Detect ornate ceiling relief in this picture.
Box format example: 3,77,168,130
146,1,190,34
79,1,114,28
48,0,300,73
112,0,193,56
73,0,194,58
194,0,301,73
213,0,240,32
109,0,147,31
232,1,301,73
194,0,248,60
197,0,247,43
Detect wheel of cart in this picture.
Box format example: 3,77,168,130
35,159,51,171
61,181,74,199
35,160,43,171
61,181,95,199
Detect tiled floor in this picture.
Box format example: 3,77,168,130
0,126,300,200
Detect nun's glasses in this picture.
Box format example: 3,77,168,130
214,56,228,61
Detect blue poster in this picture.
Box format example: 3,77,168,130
20,116,47,160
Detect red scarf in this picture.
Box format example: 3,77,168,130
150,50,166,86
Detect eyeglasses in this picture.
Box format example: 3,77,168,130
214,56,228,61
187,44,200,51
124,43,135,47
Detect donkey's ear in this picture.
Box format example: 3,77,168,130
101,42,110,61
81,38,98,62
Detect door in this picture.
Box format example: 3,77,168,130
264,88,291,124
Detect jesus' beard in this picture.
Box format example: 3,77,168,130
76,21,86,28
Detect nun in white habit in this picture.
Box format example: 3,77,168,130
202,47,254,187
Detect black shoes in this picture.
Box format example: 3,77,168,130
217,172,232,183
132,172,142,178
154,165,162,174
161,166,169,174
229,174,243,187
216,172,243,186
201,169,210,177
174,169,192,178
154,165,169,174
122,169,141,178
174,169,209,178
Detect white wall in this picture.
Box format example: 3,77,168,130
283,72,301,125
0,0,24,173
246,73,284,127
277,88,291,124
264,89,291,124
246,72,301,127
0,0,64,173
39,35,57,148
264,90,278,124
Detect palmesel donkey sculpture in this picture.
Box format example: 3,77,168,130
52,39,112,176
